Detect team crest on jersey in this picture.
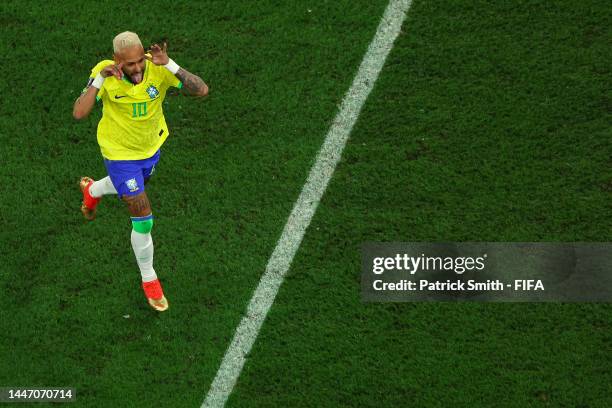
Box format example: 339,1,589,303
146,84,160,99
125,178,139,192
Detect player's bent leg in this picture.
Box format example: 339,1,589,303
90,176,118,197
124,192,169,312
79,177,101,221
79,176,118,221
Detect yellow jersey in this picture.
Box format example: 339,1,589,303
87,59,182,160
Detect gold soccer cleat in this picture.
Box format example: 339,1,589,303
142,279,169,312
79,176,101,221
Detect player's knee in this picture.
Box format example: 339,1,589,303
131,214,154,233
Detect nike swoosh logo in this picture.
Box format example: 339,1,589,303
114,95,128,99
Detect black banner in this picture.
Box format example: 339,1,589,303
361,243,612,302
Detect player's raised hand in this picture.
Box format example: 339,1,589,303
145,42,170,66
100,63,124,80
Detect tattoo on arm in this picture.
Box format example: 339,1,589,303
175,68,208,97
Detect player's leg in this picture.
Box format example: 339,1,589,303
80,152,154,220
123,190,169,312
90,176,118,197
79,176,117,221
79,157,118,220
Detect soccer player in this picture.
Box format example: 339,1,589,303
73,31,208,312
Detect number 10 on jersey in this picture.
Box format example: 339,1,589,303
132,102,147,117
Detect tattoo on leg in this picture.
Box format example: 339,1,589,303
123,192,152,217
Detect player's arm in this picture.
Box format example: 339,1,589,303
175,67,208,97
72,86,99,120
72,63,124,120
146,43,208,97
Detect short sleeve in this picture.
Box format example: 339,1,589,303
84,59,113,100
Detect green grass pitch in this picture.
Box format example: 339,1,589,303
0,0,610,407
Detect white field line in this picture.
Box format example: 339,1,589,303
202,1,412,406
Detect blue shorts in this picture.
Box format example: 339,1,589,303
104,149,160,198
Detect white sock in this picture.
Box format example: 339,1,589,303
90,176,117,198
131,230,157,282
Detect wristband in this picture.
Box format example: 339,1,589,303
91,73,105,89
164,58,180,75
